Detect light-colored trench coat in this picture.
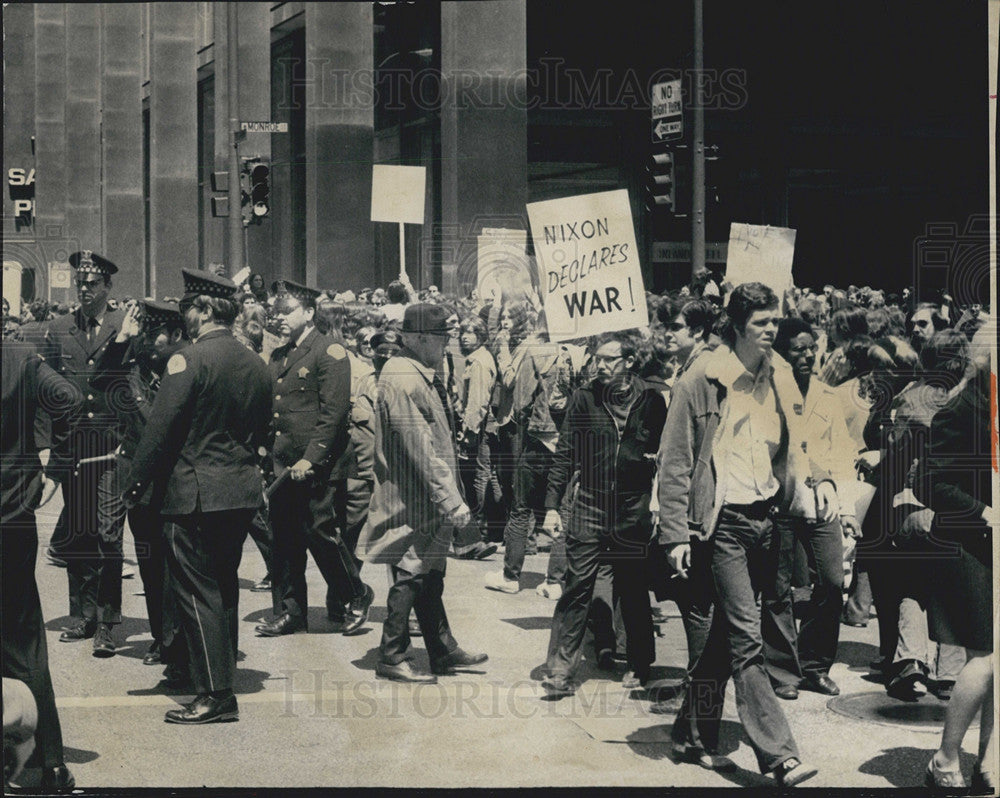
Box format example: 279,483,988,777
355,351,466,574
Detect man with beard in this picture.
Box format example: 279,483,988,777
90,300,188,681
254,280,374,638
42,251,127,657
123,269,272,724
540,331,667,697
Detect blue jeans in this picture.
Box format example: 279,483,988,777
711,503,799,773
767,515,844,681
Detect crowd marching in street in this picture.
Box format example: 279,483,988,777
1,255,995,791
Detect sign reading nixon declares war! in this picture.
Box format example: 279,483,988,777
526,189,648,342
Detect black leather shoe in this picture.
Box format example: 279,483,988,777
931,679,955,701
596,649,616,672
431,647,488,675
143,641,162,665
773,757,818,787
255,612,307,637
375,659,438,683
7,764,78,794
542,675,575,698
455,541,498,560
342,584,375,636
250,576,271,593
773,684,799,700
801,673,840,696
59,619,96,642
408,617,423,637
92,623,116,657
164,693,239,724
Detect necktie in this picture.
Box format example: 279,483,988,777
86,316,98,346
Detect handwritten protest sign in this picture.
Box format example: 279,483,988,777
370,165,426,225
477,228,533,307
526,189,648,342
725,223,796,299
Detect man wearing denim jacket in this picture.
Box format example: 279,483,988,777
656,283,836,787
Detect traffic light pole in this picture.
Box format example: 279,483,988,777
691,0,707,282
227,3,243,277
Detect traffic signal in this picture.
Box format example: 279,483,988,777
645,151,675,213
240,157,270,226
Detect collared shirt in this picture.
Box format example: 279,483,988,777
81,308,106,343
722,356,782,504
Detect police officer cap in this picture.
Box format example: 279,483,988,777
271,279,321,306
69,250,118,276
142,299,181,329
369,328,402,356
181,267,237,300
402,303,450,334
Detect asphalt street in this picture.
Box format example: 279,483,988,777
17,492,977,791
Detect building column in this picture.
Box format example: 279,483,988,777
64,4,103,259
2,3,36,245
440,0,528,295
101,5,145,299
304,3,375,292
148,3,198,300
33,4,70,297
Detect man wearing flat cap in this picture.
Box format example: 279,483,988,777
124,268,272,724
41,251,128,658
357,303,488,683
90,299,189,678
255,280,374,637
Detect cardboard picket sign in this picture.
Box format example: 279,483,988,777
476,228,534,307
725,223,796,300
370,165,426,225
526,189,648,342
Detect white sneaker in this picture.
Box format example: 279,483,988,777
484,571,519,594
536,582,563,600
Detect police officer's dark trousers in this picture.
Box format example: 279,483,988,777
162,509,251,695
269,475,365,620
2,513,66,769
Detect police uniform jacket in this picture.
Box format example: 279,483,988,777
269,327,352,480
42,307,126,456
91,338,174,506
126,328,273,515
2,340,81,523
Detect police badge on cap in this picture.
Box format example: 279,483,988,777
69,250,118,276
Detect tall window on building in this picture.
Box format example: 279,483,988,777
270,28,306,283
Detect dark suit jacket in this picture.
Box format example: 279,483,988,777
269,327,352,480
41,306,126,457
126,328,273,516
917,370,993,566
2,340,82,523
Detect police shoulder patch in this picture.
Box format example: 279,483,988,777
326,343,346,360
167,353,187,375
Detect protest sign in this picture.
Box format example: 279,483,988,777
725,223,796,299
370,165,426,225
526,189,648,342
477,228,534,306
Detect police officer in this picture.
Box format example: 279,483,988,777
2,327,82,792
255,280,374,637
124,269,272,724
90,299,188,675
43,251,126,657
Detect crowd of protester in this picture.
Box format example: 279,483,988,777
1,262,994,792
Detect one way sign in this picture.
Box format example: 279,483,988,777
651,79,683,143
